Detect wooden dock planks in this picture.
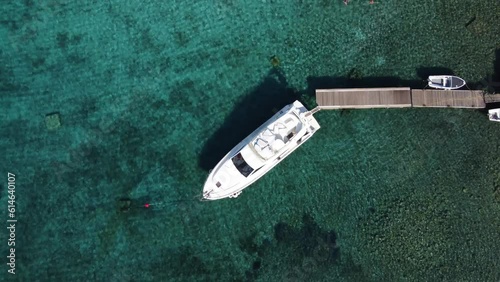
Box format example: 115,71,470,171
411,89,485,108
316,88,488,109
484,93,500,104
316,87,412,109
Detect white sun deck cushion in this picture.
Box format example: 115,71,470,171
251,113,300,159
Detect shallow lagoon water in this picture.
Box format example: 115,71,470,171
1,0,500,281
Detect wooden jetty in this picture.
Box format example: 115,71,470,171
316,87,499,109
484,93,500,104
316,88,411,109
411,89,484,108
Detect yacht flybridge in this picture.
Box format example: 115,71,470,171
202,101,321,200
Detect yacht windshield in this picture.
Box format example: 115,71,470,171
231,153,254,177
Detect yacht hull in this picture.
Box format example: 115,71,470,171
202,101,320,200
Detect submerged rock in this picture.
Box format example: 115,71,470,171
270,55,280,67
45,112,61,130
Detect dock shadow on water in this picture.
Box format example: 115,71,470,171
302,64,494,97
198,68,300,171
494,49,500,79
493,48,500,92
302,72,426,98
415,66,455,81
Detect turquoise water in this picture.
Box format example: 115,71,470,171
1,0,500,281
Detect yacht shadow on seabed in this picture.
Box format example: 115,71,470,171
198,68,301,171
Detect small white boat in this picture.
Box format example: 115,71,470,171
428,75,466,90
202,101,321,201
488,108,500,122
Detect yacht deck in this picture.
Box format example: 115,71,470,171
251,113,300,159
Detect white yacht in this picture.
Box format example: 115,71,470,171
202,100,321,200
